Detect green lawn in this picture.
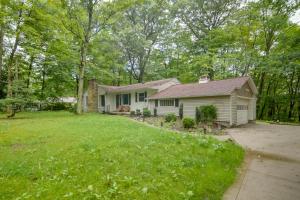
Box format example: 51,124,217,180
0,112,244,200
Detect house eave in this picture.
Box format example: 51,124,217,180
148,94,231,100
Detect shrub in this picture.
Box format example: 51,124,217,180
136,109,141,116
130,111,135,116
165,113,177,122
198,105,217,123
195,107,201,124
143,108,151,117
44,102,71,111
0,98,25,117
69,103,77,113
182,117,195,129
179,103,183,119
153,108,157,117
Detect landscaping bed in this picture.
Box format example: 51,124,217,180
132,116,226,135
0,112,244,199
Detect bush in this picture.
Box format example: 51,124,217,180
44,102,72,111
179,103,183,119
198,105,217,123
143,108,151,117
165,113,177,122
195,107,201,124
130,111,135,116
136,109,141,116
182,117,195,129
153,107,157,117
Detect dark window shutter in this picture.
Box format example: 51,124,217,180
175,99,179,107
155,100,158,107
135,92,137,102
144,91,147,102
129,93,131,105
116,95,119,108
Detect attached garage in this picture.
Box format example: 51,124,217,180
147,76,258,127
236,98,249,125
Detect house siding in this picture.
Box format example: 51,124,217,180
231,92,238,125
181,96,231,122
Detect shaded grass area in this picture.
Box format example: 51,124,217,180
0,112,244,200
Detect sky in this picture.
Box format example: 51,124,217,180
290,9,300,24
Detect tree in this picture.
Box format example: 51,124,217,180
174,0,240,80
115,0,169,83
62,0,129,114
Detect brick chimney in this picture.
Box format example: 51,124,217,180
87,79,98,112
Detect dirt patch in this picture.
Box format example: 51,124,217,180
11,143,26,152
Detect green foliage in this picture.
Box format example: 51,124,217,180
136,109,141,116
0,112,244,199
195,107,201,124
165,113,177,122
43,102,72,111
142,108,151,117
198,105,217,123
182,117,195,129
0,98,26,112
130,110,135,116
179,103,183,119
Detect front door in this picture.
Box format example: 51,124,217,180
101,95,105,107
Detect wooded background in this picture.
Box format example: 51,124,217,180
0,0,299,121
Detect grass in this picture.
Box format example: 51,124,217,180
0,112,244,200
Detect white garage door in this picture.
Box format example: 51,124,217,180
237,104,248,125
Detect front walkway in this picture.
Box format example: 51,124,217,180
222,123,300,200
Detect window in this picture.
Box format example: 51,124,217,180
122,94,130,105
155,100,158,107
160,99,174,106
237,105,248,110
175,99,179,107
136,91,147,102
139,93,145,102
101,95,105,107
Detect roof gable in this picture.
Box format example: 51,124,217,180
98,78,180,93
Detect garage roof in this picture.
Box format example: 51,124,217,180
148,76,257,99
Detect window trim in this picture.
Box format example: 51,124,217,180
160,99,175,107
138,92,145,102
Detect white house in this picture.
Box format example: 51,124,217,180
84,76,257,126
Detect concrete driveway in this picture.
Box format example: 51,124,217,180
223,122,300,200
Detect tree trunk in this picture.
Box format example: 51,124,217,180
41,67,46,100
0,24,3,82
6,5,23,115
27,55,34,88
257,71,266,106
76,44,87,114
75,0,93,114
259,77,271,119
